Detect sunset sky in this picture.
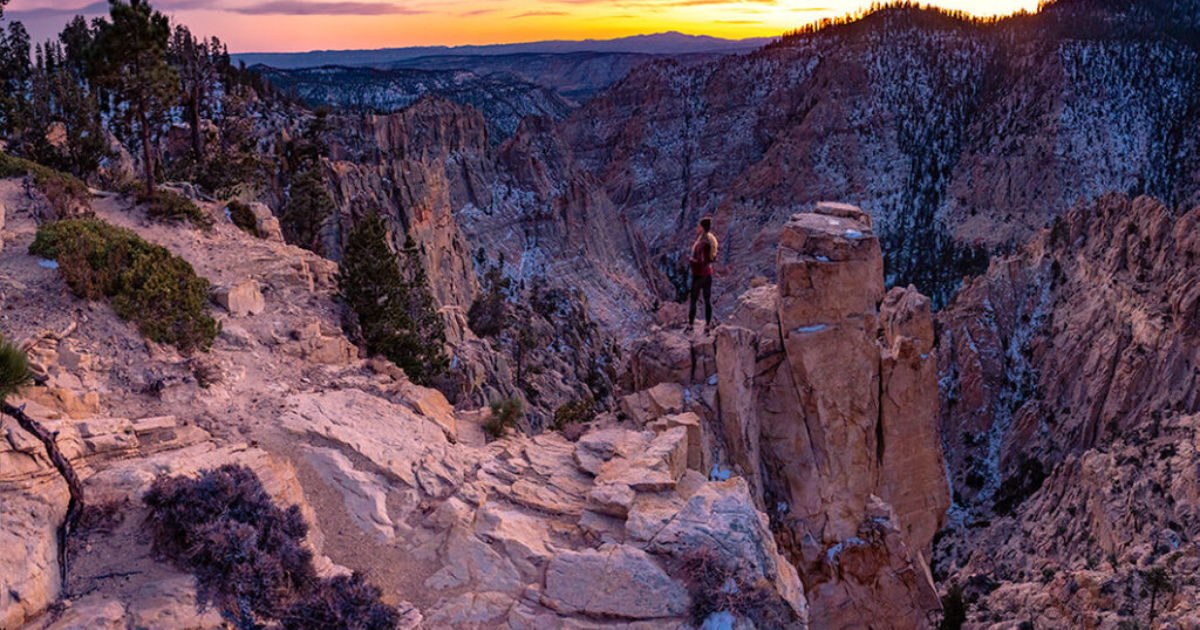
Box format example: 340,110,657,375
5,0,1043,53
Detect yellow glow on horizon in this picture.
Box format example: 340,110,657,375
6,0,1047,53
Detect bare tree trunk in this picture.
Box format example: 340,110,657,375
190,86,204,159
139,104,155,196
2,402,85,586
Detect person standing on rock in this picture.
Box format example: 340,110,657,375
688,217,719,332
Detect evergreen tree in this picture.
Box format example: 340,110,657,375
168,25,218,159
90,0,178,195
280,164,334,254
337,213,448,386
0,21,31,135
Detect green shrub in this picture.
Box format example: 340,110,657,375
0,335,32,405
0,152,91,217
139,187,213,230
225,200,261,238
30,218,218,352
485,396,524,439
551,397,597,432
144,465,399,630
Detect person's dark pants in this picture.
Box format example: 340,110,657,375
689,274,713,326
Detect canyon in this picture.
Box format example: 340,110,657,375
1,0,1199,628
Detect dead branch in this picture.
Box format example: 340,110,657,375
2,401,85,587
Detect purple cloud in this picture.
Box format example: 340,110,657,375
230,1,425,15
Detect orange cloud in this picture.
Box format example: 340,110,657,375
5,0,1044,53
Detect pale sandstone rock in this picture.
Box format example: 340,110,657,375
18,387,101,420
34,596,127,630
573,428,651,476
303,446,396,539
621,382,688,427
0,486,66,630
541,545,688,619
213,279,265,317
398,382,458,443
646,479,808,621
586,482,636,518
474,503,557,580
125,575,226,630
288,321,357,365
657,413,704,473
628,328,693,390
281,389,457,492
247,202,284,242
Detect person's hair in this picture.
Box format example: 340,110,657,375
700,217,712,232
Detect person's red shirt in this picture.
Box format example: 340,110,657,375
690,234,716,277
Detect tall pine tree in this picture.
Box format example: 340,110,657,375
337,213,448,386
90,0,177,195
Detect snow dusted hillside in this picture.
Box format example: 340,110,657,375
559,1,1200,306
260,66,574,137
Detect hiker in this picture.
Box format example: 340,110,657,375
688,217,718,332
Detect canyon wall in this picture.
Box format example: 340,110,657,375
933,194,1200,626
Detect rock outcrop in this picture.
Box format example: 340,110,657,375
708,205,949,628
0,177,807,630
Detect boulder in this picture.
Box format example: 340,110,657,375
541,545,689,619
248,202,285,242
213,279,265,317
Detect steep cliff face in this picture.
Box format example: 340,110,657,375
706,203,951,629
938,194,1200,510
323,97,492,310
557,2,1200,306
261,66,575,137
935,194,1200,626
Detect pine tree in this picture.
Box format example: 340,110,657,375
168,25,217,160
337,213,448,386
0,21,32,135
280,164,334,254
90,0,178,195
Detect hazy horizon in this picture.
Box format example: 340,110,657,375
5,0,1042,54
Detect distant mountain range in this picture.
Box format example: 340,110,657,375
257,66,574,137
232,32,776,69
247,33,773,135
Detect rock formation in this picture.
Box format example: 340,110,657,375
710,204,949,628
0,178,808,630
624,202,951,628
933,193,1200,626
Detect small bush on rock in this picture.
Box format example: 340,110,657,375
0,335,32,404
0,152,91,217
30,218,218,352
144,465,399,630
551,397,596,432
140,187,213,230
676,547,795,629
226,200,262,238
485,396,524,439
